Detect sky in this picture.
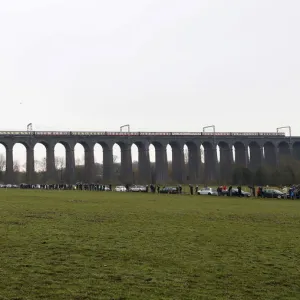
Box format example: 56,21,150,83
0,0,299,167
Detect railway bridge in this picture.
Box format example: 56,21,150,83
0,130,299,184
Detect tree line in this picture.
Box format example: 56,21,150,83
0,153,299,185
231,156,300,186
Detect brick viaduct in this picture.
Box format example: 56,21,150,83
0,130,299,184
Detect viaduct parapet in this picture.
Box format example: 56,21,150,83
0,130,299,184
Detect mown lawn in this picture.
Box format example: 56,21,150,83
0,190,300,300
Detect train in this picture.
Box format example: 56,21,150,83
0,131,286,137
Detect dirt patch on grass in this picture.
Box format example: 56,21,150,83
68,199,86,203
0,220,26,226
24,211,57,219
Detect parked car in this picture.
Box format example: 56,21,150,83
198,187,218,196
129,185,147,192
115,185,127,192
222,188,251,197
262,189,286,199
159,186,179,194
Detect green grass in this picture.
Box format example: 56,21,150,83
0,190,300,300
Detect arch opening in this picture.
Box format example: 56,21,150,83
34,143,47,183
166,144,172,163
112,144,121,164
232,145,236,163
12,143,27,184
94,143,103,182
166,144,172,181
112,143,121,183
0,143,6,173
74,143,86,182
13,143,27,173
149,144,156,183
54,143,66,182
0,144,6,182
74,143,85,166
183,144,189,183
149,144,155,163
34,143,47,173
183,144,188,165
216,145,220,163
200,145,205,163
131,143,139,183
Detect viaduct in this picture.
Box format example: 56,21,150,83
0,130,299,184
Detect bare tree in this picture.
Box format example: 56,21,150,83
75,155,84,166
35,157,46,172
75,158,83,166
55,156,65,170
13,161,20,172
0,154,5,172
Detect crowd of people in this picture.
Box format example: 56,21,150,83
12,182,300,199
19,183,112,191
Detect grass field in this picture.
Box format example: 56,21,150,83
1,190,300,300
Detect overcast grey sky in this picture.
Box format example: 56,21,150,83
0,0,299,166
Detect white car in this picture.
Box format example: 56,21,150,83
115,185,127,192
129,185,147,192
198,187,218,196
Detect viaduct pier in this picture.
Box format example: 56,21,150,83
0,130,299,184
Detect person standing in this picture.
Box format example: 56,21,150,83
252,184,255,197
228,186,232,196
238,186,242,197
189,184,193,195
